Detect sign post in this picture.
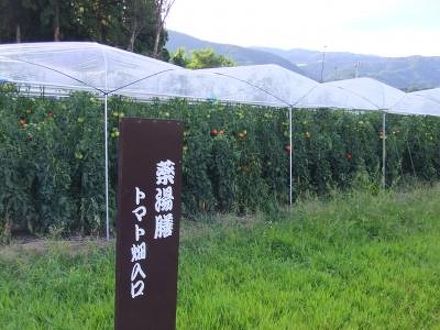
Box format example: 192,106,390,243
115,118,183,330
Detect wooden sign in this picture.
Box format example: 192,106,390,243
115,118,183,330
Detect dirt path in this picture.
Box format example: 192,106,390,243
0,236,114,261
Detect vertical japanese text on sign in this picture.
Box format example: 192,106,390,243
155,160,175,240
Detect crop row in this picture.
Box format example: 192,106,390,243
1,89,439,237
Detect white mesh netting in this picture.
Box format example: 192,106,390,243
1,42,439,115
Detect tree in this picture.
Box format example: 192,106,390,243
122,0,162,55
152,0,175,58
0,0,40,43
170,47,189,67
186,48,235,69
0,0,170,59
69,0,127,46
39,0,80,42
170,48,235,69
125,0,153,52
38,0,62,41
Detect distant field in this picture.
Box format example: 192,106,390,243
0,186,439,329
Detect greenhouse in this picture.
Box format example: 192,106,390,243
1,42,440,239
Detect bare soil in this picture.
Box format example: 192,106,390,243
0,236,113,261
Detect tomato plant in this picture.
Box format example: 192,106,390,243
1,88,440,236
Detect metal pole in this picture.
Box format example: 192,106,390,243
105,94,110,240
289,107,293,206
382,111,386,189
320,45,327,83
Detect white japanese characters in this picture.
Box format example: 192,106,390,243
154,160,175,240
156,160,175,185
154,214,174,239
131,242,146,262
130,186,147,299
128,160,175,299
155,187,174,212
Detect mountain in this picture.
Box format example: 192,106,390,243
167,30,440,90
166,31,304,74
253,47,440,90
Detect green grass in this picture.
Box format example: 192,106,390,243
1,186,440,329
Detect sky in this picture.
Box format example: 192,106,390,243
166,0,440,57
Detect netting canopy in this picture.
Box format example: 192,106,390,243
0,42,287,106
1,42,439,115
119,69,286,106
389,93,440,117
410,87,440,103
0,42,180,94
295,77,406,111
201,64,318,106
327,77,404,109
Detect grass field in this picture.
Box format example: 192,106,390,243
0,185,439,329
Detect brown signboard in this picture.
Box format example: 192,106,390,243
115,118,183,330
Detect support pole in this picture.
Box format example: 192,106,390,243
382,111,386,189
289,107,293,206
105,94,110,240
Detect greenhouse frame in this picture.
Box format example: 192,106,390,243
1,42,440,239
